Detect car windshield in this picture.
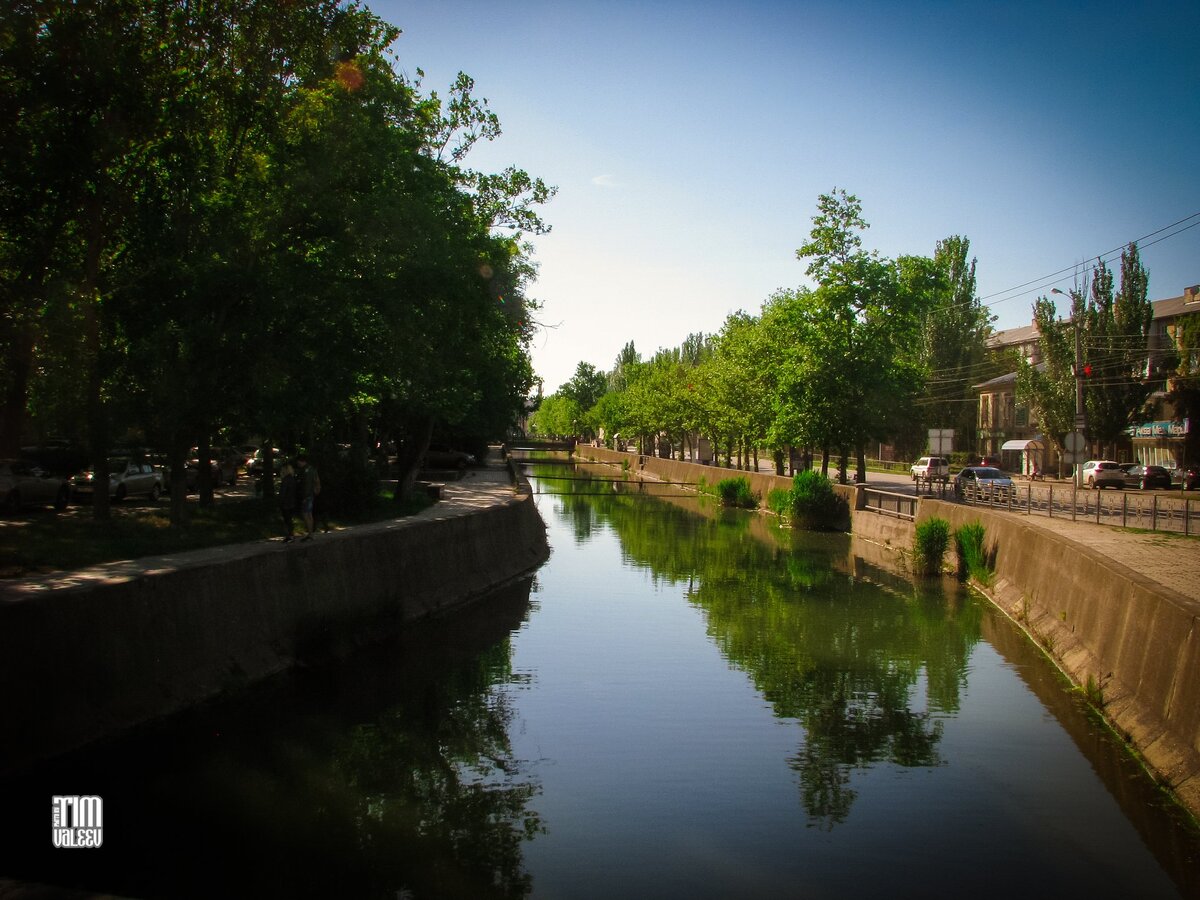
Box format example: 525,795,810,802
108,458,130,471
974,467,1004,478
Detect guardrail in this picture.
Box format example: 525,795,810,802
862,488,917,521
958,481,1198,536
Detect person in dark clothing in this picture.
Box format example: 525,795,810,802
296,453,320,540
279,462,298,542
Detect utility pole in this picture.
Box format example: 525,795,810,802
1052,288,1087,487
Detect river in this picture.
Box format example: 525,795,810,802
1,462,1197,898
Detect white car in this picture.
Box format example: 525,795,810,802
910,456,950,482
1081,459,1124,490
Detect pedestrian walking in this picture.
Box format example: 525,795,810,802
296,453,320,540
279,462,298,542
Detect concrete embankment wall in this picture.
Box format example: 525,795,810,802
576,445,855,527
578,445,1200,816
913,500,1200,817
0,486,549,774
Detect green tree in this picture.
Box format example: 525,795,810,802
898,236,995,458
793,190,923,481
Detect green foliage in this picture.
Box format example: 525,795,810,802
913,518,951,576
953,521,992,585
1,2,551,524
778,470,845,531
716,476,757,509
767,487,793,516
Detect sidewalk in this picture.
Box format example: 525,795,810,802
991,509,1200,604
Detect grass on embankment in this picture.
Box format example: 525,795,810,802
0,491,433,578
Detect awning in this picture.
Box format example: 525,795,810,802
1001,438,1044,451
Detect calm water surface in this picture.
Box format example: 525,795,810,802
2,463,1198,898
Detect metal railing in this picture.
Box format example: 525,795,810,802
863,488,917,521
958,482,1198,536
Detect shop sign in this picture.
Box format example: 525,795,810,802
1126,418,1189,438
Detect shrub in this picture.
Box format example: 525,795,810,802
954,521,991,585
716,476,757,508
913,517,950,576
787,469,845,531
767,487,792,516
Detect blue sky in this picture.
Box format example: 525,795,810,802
369,0,1200,392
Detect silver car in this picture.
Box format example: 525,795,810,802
72,457,163,501
0,459,70,513
954,466,1015,502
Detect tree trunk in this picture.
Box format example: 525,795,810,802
168,439,189,528
0,325,35,457
197,437,214,507
774,449,785,476
820,445,830,478
394,416,434,500
856,444,867,484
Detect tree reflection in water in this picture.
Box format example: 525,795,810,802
537,463,980,829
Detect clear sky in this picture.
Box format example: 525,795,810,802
368,0,1200,393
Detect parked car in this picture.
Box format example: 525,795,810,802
910,456,950,482
1123,464,1171,490
1174,464,1199,491
72,457,163,501
954,466,1015,502
246,448,282,478
1080,459,1125,490
422,446,476,471
0,459,70,513
188,447,241,487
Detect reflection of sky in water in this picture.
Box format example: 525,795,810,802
506,473,1193,899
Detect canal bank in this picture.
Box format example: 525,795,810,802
0,456,549,774
576,444,1200,821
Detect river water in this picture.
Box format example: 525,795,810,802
2,463,1198,898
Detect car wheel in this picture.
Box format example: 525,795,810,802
150,483,161,501
54,485,69,511
1087,477,1096,489
115,484,127,501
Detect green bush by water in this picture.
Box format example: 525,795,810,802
781,470,844,531
913,517,950,576
954,521,992,585
716,476,757,508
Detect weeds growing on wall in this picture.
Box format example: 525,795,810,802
716,476,757,509
913,517,950,576
954,521,992,585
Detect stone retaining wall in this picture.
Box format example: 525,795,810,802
0,488,549,774
914,500,1200,817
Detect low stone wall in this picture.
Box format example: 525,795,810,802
576,445,855,524
915,500,1200,817
0,488,549,774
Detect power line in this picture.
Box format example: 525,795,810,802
978,212,1200,311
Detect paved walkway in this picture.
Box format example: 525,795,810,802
1,453,520,599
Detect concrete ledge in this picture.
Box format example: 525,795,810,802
0,490,549,774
